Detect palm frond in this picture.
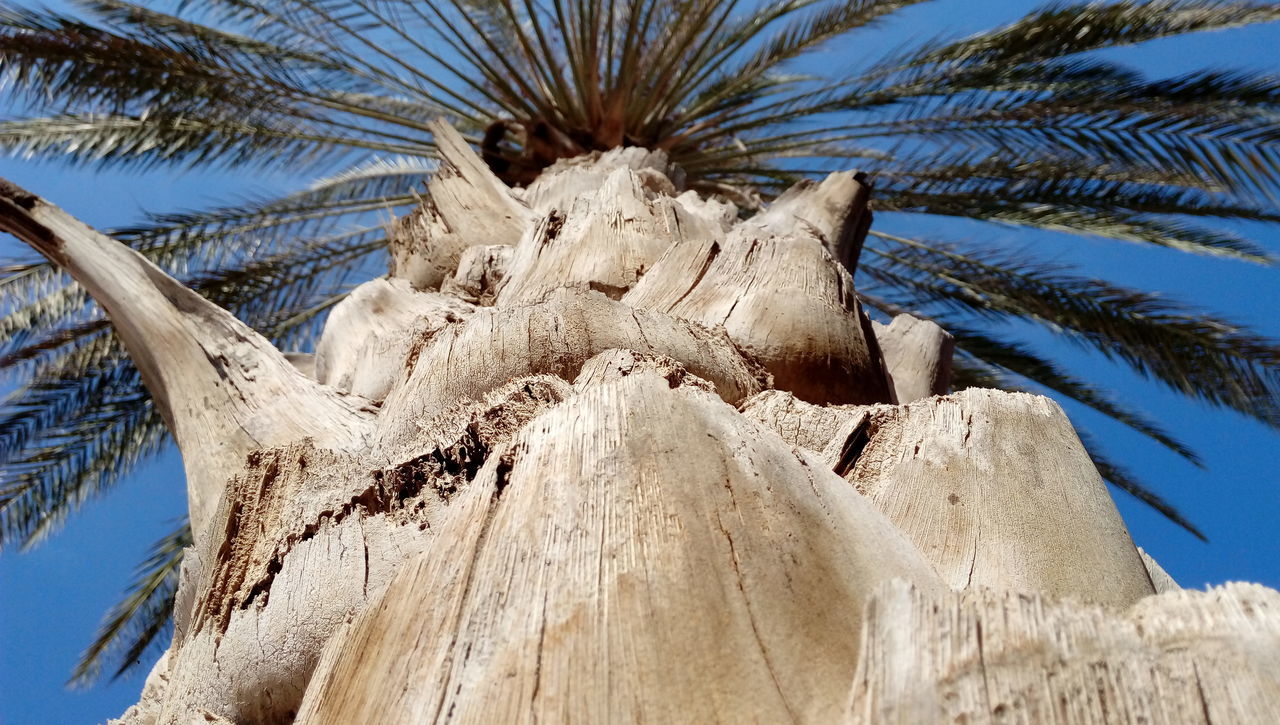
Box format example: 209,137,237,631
862,231,1280,427
910,0,1280,68
1076,430,1206,541
0,113,408,171
69,518,190,686
947,352,1205,540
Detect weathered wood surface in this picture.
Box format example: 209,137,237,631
839,389,1156,607
315,277,474,401
746,170,873,275
625,227,891,404
8,125,1276,725
872,314,954,403
373,288,770,453
495,167,679,306
739,389,869,452
517,146,683,215
849,580,1280,724
389,121,533,289
0,180,376,541
296,372,943,724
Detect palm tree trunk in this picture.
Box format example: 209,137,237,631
2,124,1276,724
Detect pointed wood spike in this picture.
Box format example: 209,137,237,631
626,227,893,405
872,314,955,403
388,121,533,289
842,388,1155,607
0,179,376,541
750,171,872,274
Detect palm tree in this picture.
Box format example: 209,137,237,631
1,0,1279,694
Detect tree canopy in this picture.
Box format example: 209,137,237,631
2,0,1279,686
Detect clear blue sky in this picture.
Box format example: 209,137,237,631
2,1,1279,722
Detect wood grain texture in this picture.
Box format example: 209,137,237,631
871,314,954,403
374,288,769,451
625,226,891,404
0,179,376,541
144,375,576,724
748,171,872,275
849,579,1280,724
296,372,943,724
738,389,869,452
495,167,681,306
843,389,1155,607
315,277,474,401
389,121,533,289
440,244,513,305
517,146,682,215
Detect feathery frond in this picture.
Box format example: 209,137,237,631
68,519,190,686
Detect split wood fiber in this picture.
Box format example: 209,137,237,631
5,124,1273,725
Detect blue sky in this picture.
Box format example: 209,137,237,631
2,1,1279,722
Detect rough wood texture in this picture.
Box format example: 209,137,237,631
14,126,1274,725
517,146,683,215
495,167,680,306
738,389,869,452
849,580,1280,724
135,375,576,724
389,122,533,289
842,389,1155,607
0,180,376,540
374,288,769,450
296,372,943,724
625,226,891,405
315,277,474,401
871,314,954,403
440,244,512,305
747,171,872,275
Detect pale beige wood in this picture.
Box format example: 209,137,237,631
572,347,717,394
625,225,891,404
314,277,474,402
439,244,512,305
374,288,769,451
296,372,943,724
0,180,376,541
673,189,739,232
748,171,872,274
848,580,1280,724
871,314,954,403
147,374,575,724
518,146,683,215
1139,546,1182,593
841,389,1155,607
389,122,533,289
738,389,870,452
495,167,679,306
